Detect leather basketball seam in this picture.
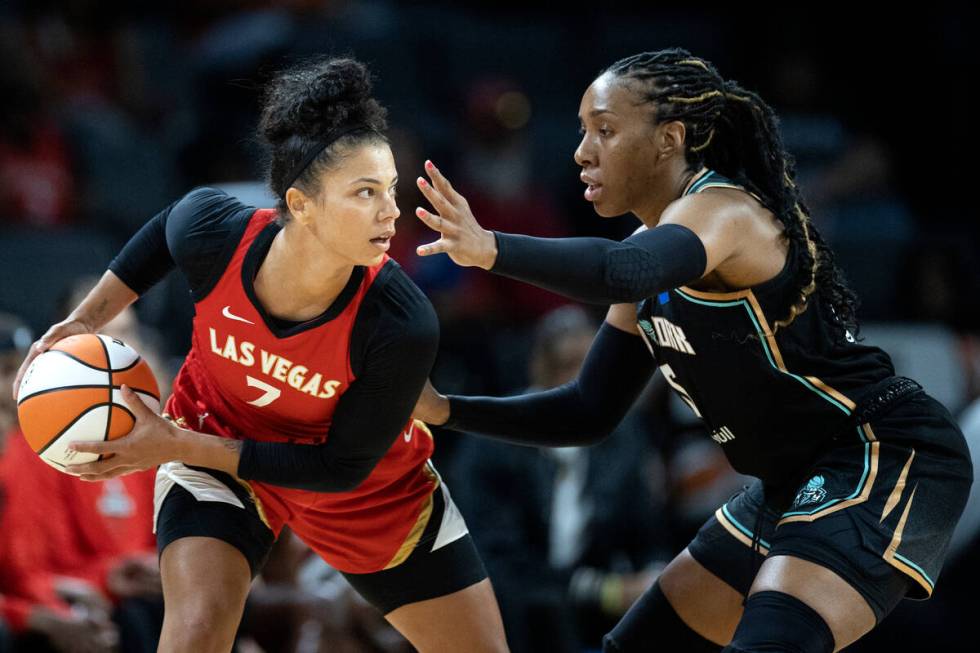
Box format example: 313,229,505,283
18,384,157,405
35,401,131,455
98,336,113,454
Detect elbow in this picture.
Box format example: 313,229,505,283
576,409,628,446
565,417,616,447
603,275,658,305
604,247,665,303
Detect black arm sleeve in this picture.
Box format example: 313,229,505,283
490,223,707,305
108,187,253,299
444,322,656,446
236,267,440,492
107,201,179,295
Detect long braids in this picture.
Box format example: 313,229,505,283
605,49,860,337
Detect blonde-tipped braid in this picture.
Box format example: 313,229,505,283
773,203,821,331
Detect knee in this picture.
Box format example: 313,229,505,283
603,580,720,653
725,591,834,653
162,599,243,653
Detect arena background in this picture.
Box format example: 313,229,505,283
1,2,978,652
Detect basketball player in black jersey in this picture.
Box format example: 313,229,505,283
411,48,973,652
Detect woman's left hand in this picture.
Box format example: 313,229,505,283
65,385,184,480
415,160,499,269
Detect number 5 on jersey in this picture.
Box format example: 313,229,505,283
660,363,703,418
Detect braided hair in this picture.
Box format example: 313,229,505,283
258,57,388,221
604,48,859,336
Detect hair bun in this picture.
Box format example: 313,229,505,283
259,57,386,146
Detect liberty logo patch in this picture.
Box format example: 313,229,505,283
792,475,828,508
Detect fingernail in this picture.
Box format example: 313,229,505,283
417,177,427,187
425,160,434,170
415,207,425,217
416,247,426,255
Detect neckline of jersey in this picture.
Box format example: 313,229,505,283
682,167,712,196
240,219,366,339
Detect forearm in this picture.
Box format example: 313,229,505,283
446,385,620,446
237,439,380,492
490,224,707,304
173,429,242,476
444,322,655,446
67,270,140,332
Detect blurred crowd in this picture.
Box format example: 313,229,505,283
1,1,979,652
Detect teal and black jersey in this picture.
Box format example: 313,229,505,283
636,168,895,485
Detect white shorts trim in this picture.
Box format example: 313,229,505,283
152,461,244,533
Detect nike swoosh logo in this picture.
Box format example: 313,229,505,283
404,424,413,443
222,306,255,325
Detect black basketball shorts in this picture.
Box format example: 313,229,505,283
154,462,487,614
688,391,973,621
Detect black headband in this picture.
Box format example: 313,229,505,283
280,124,379,197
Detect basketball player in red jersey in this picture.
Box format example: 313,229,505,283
12,58,508,653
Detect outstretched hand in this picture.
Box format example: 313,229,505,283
415,160,498,269
65,384,182,481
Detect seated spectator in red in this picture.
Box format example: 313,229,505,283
0,313,159,652
0,314,118,652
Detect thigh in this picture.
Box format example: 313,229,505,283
657,549,744,646
154,462,276,577
385,579,508,653
632,480,776,646
154,462,277,653
159,537,252,653
341,483,506,652
748,554,876,651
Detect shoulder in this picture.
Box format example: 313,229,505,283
659,186,778,263
166,187,258,263
362,260,439,347
168,187,256,236
661,187,759,232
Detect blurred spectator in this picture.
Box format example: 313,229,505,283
763,50,917,319
0,424,160,653
293,550,415,653
439,77,570,324
452,306,670,652
0,313,119,653
0,31,77,227
1,311,160,652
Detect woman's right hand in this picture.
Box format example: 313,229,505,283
414,160,498,270
11,317,93,400
412,378,450,426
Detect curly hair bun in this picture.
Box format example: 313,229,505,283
260,57,387,146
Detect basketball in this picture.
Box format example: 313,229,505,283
15,334,161,473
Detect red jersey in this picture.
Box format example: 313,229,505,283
164,208,437,573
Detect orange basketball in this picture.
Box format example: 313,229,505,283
15,334,160,473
